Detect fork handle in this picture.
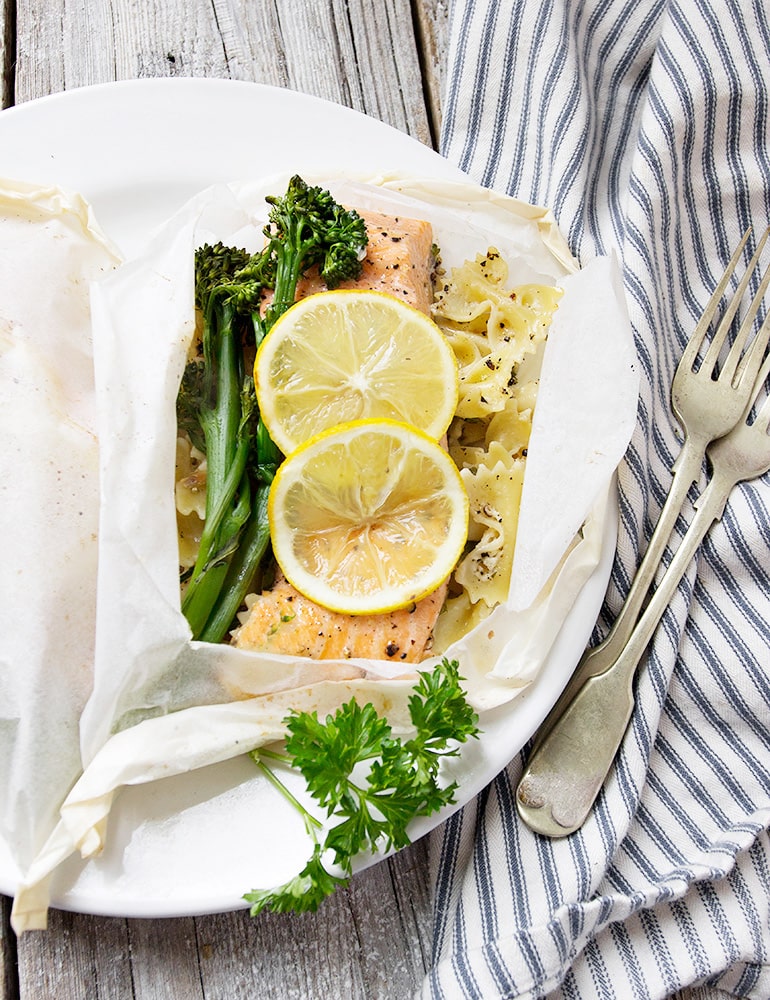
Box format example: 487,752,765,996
516,467,730,837
528,434,707,756
592,434,706,655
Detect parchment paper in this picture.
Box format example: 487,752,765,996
0,180,120,870
8,174,638,931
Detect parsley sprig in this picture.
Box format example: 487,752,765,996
244,658,480,914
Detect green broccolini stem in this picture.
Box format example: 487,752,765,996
197,483,271,643
266,238,305,325
181,436,249,607
181,294,247,635
184,469,252,639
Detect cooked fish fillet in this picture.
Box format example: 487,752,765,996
234,207,445,662
334,210,435,314
233,575,447,662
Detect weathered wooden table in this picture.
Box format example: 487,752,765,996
0,2,732,997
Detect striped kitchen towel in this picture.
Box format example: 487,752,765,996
423,1,770,998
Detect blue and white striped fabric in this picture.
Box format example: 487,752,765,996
424,2,770,997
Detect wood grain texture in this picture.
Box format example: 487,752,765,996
12,0,436,146
17,912,133,1000
196,840,433,1000
412,0,450,142
0,0,12,108
0,897,17,1000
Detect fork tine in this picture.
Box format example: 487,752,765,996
679,227,753,371
727,255,770,390
737,314,770,392
701,227,770,375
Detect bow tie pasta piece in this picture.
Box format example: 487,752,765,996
454,441,526,607
175,435,207,575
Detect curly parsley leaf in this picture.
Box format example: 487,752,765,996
243,658,480,914
284,699,392,811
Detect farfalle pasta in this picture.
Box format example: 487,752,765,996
431,249,562,648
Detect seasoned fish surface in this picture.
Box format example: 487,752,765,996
233,577,447,662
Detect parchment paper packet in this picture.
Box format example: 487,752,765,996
0,180,121,872
11,174,638,930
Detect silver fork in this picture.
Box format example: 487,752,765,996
516,233,770,837
520,229,770,757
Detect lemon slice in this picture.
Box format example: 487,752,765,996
255,289,459,455
268,419,469,615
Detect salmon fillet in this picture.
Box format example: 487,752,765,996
234,207,446,663
334,210,435,314
233,576,446,662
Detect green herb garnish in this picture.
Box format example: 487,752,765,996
244,658,480,914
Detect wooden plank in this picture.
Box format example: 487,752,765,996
15,910,133,1000
1,896,17,1000
385,835,434,966
15,909,217,1000
13,0,227,99
12,0,432,144
413,0,450,144
196,888,369,999
11,840,431,1000
128,919,205,1000
3,803,433,993
328,0,431,144
355,840,434,992
195,839,432,999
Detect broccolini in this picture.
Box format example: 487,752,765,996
177,176,368,642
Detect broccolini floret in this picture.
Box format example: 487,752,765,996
258,174,367,330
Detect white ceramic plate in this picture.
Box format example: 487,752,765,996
0,78,616,917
